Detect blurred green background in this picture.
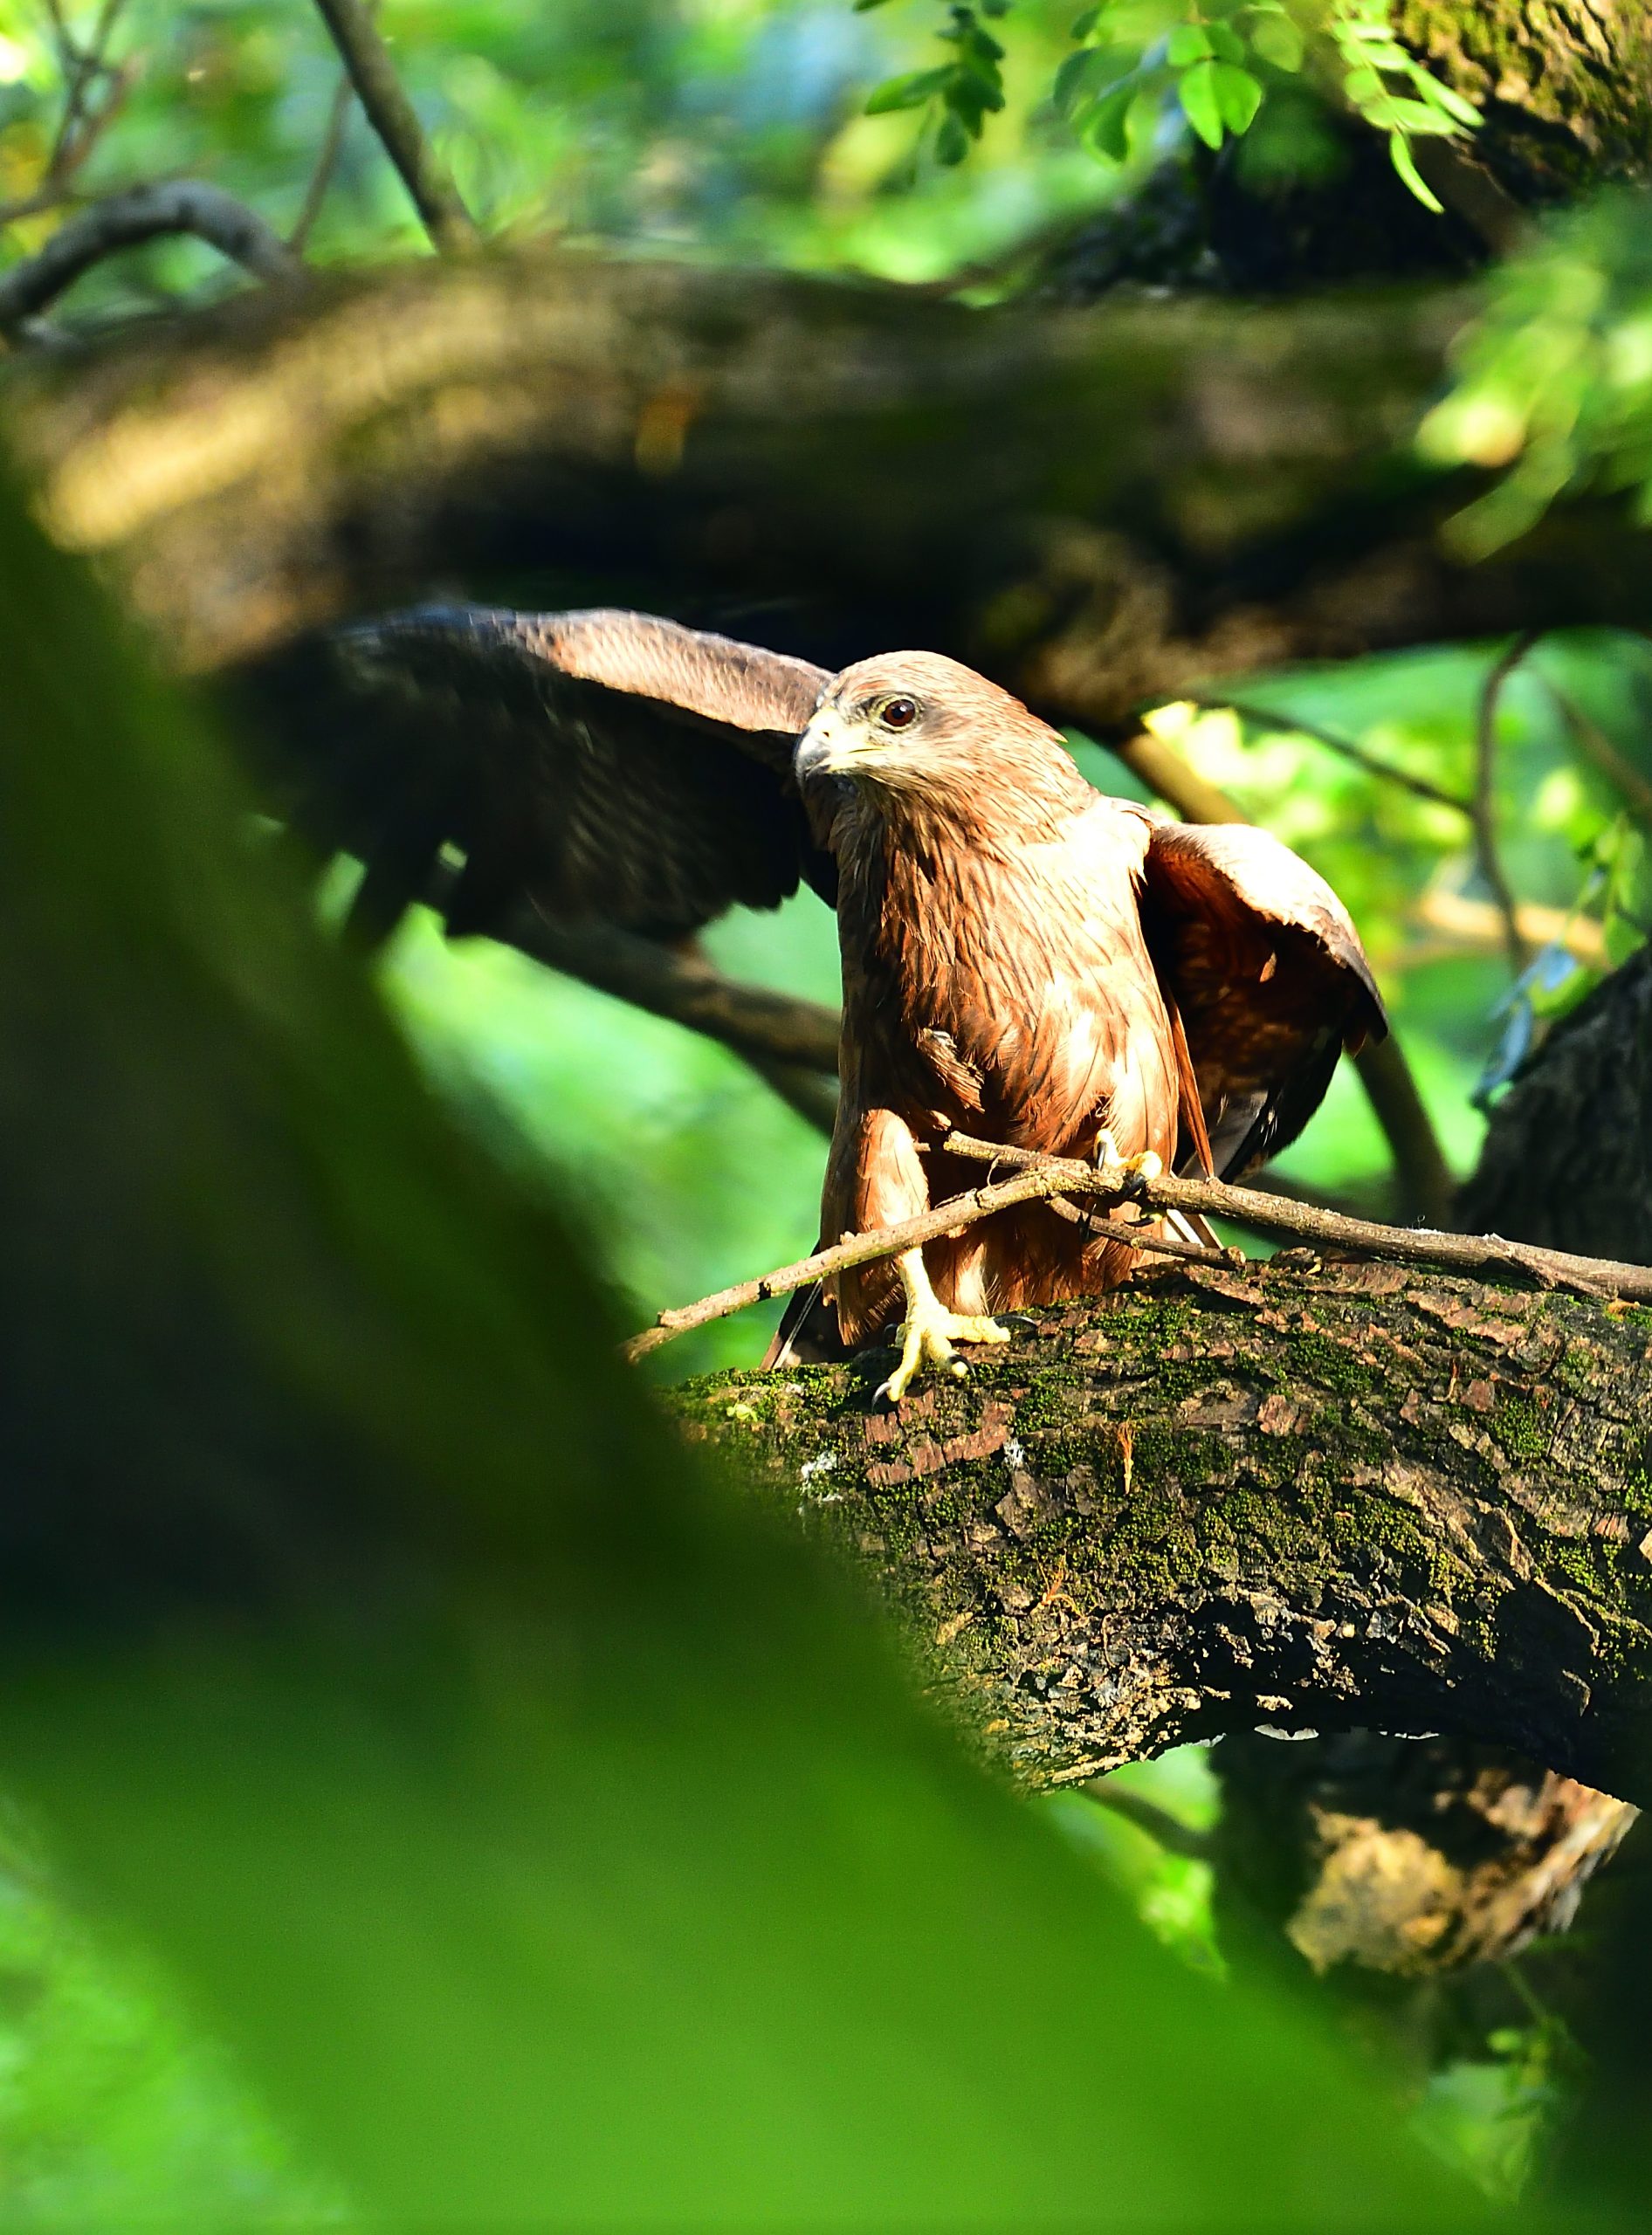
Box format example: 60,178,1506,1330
1,0,1649,2223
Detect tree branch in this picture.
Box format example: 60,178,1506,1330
423,869,842,1076
1472,632,1539,980
625,1131,1652,1360
1172,695,1473,817
0,182,298,336
682,1260,1652,1800
289,70,358,256
308,0,478,253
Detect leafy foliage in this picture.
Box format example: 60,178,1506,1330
869,0,1479,207
1421,190,1652,554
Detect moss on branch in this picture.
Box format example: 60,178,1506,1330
675,1256,1652,1802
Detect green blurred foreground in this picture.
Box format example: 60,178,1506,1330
0,484,1500,2226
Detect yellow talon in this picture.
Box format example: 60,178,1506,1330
875,1248,1010,1404
1094,1130,1161,1181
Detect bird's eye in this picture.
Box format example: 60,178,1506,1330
878,695,919,732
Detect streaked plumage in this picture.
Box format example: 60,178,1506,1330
243,606,1386,1379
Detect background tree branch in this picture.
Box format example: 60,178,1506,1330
0,182,298,339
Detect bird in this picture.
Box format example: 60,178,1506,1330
240,603,1387,1399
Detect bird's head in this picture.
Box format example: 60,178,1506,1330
794,652,1080,813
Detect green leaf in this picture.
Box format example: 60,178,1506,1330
1427,77,1483,128
1056,45,1122,116
864,65,953,113
1177,56,1225,147
1249,15,1304,68
1206,21,1246,63
1212,60,1263,133
1167,23,1213,65
1081,76,1139,159
936,108,972,162
1070,4,1105,36
1342,63,1383,106
1388,129,1444,210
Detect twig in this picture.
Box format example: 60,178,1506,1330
622,1131,1652,1361
1473,632,1539,979
1078,1784,1214,1863
0,182,299,334
1174,694,1473,816
308,0,478,253
623,1154,1208,1363
289,69,358,254
1104,729,1456,1226
46,0,125,181
1541,679,1652,829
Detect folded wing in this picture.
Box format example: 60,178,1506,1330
1138,817,1387,1180
235,604,833,946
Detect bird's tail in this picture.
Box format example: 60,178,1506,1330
762,1277,852,1369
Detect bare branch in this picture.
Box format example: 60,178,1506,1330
1104,730,1456,1226
308,0,478,253
421,863,843,1076
1542,677,1652,829
1173,693,1473,816
0,182,299,335
1472,632,1540,980
46,0,126,182
1079,1785,1213,1863
289,72,358,256
623,1131,1652,1361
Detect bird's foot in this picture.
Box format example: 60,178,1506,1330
1094,1131,1162,1182
876,1298,1010,1406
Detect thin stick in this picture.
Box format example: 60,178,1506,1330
1542,678,1652,829
289,69,358,254
1175,694,1472,816
622,1132,1652,1361
1472,632,1539,979
308,0,478,253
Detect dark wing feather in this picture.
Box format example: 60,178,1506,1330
1137,817,1387,1180
232,604,833,947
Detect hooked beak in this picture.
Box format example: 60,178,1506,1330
794,706,858,781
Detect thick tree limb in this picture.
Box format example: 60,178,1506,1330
0,183,299,337
680,1258,1652,1800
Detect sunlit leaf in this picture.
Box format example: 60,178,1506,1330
1178,58,1225,148
1212,61,1262,134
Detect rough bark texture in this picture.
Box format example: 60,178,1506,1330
1180,947,1652,1991
680,1257,1652,1803
1212,1729,1635,1974
6,254,1650,733
1460,946,1652,1262
1394,0,1652,199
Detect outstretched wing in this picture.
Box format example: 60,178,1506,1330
1138,817,1387,1180
235,605,834,946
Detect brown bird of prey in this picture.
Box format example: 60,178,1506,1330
251,605,1385,1399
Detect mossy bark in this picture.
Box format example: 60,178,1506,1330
1393,0,1652,198
8,254,1652,740
677,1257,1652,1804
